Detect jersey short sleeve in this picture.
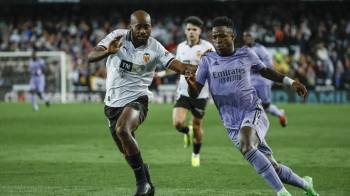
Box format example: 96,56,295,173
97,29,127,49
247,48,266,72
155,41,175,69
196,56,209,85
258,46,273,68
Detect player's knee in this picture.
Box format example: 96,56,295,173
240,140,254,155
174,121,185,131
115,125,131,140
239,126,254,154
262,103,270,109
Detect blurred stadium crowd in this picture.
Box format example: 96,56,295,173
1,2,350,91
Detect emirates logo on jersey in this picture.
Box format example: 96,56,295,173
143,53,151,63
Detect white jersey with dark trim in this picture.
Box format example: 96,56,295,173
98,29,175,107
175,39,214,99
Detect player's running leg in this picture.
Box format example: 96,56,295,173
37,76,50,107
114,106,152,196
263,103,286,127
256,84,287,127
239,126,290,196
265,154,319,196
172,107,191,148
30,78,39,111
30,90,39,111
191,116,203,167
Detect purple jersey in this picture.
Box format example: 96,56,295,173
196,47,266,130
29,58,45,77
250,43,273,86
29,58,45,92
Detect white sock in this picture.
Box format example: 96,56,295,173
266,104,284,117
192,153,199,157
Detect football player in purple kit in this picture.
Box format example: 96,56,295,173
28,51,50,111
243,31,287,127
185,16,318,196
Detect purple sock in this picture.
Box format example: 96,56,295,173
278,164,307,190
245,148,284,192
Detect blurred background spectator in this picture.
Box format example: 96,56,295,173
1,1,350,91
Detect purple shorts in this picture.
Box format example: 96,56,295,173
30,76,45,93
227,105,272,155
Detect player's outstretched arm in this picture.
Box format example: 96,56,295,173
168,59,197,75
88,36,123,63
185,72,203,98
259,67,308,99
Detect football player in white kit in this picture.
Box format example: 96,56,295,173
172,16,214,167
88,10,196,196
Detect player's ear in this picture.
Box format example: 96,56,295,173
231,32,235,41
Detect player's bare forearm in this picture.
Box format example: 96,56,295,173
259,67,308,99
168,59,197,75
88,46,111,63
259,67,284,83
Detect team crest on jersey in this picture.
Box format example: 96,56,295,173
143,53,151,63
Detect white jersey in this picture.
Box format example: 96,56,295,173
98,29,175,107
176,39,214,99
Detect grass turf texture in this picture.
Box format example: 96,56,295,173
0,103,349,196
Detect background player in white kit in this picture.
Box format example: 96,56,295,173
243,31,287,127
28,51,50,111
172,16,215,167
88,10,196,196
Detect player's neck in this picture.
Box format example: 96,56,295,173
187,39,200,47
131,39,145,48
218,46,235,57
131,34,146,48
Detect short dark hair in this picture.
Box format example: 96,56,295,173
212,16,234,30
183,16,204,29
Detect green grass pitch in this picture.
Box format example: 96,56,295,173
0,103,349,196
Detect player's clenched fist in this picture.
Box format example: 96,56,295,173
184,71,196,87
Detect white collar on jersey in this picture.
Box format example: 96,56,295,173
186,39,201,47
